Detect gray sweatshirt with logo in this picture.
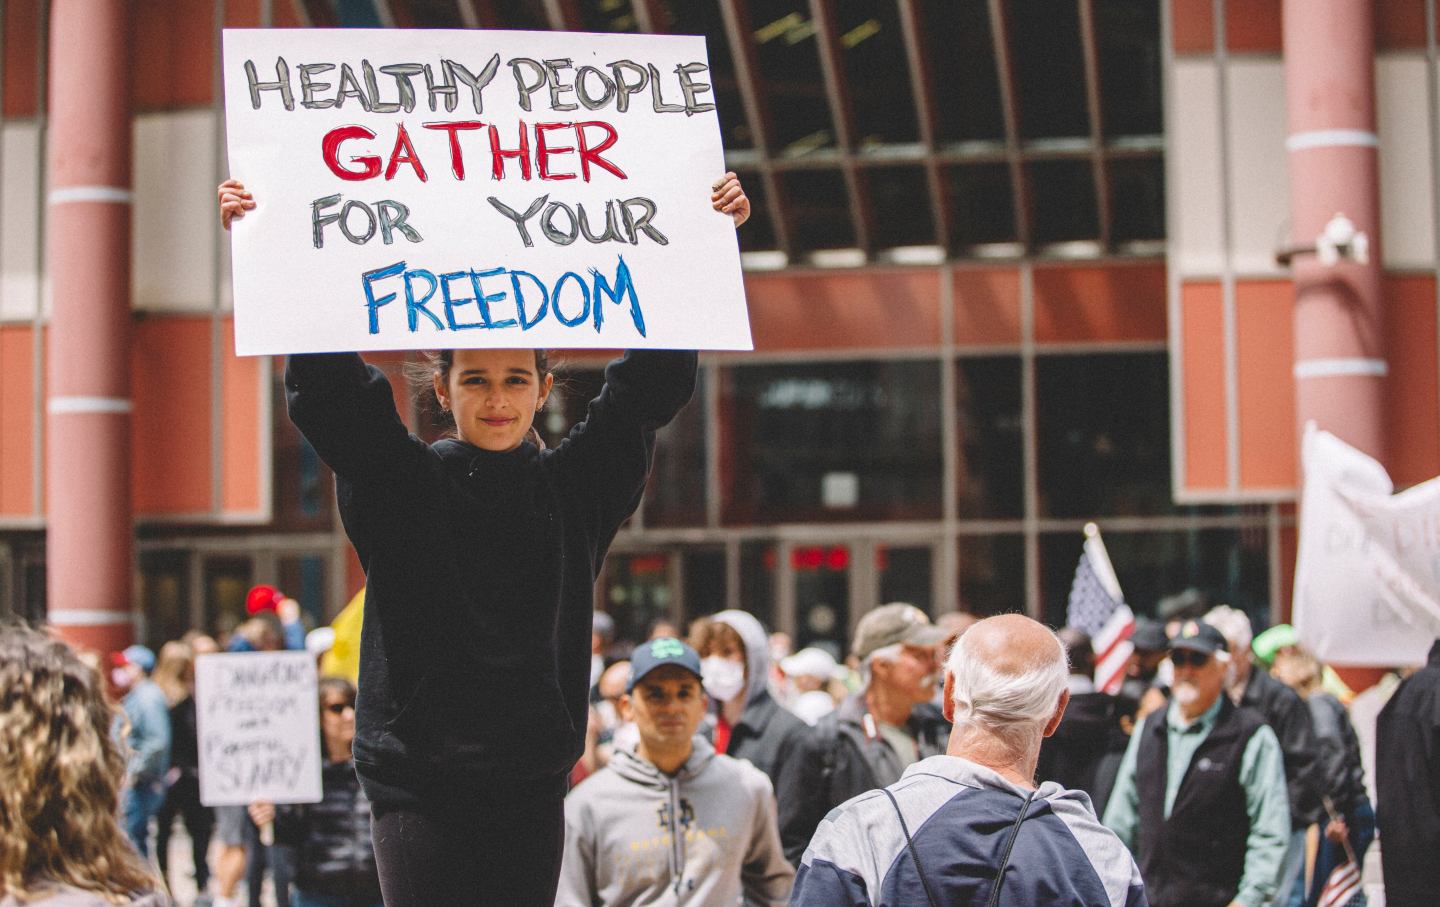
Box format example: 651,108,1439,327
556,735,794,906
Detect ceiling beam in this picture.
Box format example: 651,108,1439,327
719,0,795,260
809,0,873,256
897,0,953,252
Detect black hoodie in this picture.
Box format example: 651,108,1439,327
285,349,696,807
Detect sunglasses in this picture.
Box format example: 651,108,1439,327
1169,650,1212,669
324,702,355,715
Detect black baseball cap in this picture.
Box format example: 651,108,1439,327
1168,619,1227,656
626,637,704,693
1130,618,1169,653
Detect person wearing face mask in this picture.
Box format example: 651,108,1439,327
776,603,950,867
1103,620,1290,907
688,611,808,791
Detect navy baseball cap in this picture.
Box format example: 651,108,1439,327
1168,619,1227,656
626,637,704,693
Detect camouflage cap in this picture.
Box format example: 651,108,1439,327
852,603,948,661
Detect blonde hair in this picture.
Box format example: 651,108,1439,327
151,640,194,707
0,623,162,903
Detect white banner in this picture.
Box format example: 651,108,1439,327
222,28,751,354
1293,423,1440,667
195,651,323,807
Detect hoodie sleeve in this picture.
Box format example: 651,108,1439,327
740,773,796,906
555,794,600,907
284,352,423,484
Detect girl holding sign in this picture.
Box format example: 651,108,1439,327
219,174,748,906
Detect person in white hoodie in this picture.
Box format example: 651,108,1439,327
557,637,794,906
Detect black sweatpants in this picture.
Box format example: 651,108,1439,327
371,786,566,907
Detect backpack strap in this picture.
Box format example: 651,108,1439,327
987,790,1037,907
882,787,942,907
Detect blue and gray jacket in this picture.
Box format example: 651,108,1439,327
792,754,1147,907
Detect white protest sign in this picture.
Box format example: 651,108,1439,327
1293,423,1440,666
222,29,752,355
195,651,323,807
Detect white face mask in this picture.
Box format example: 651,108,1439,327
701,656,746,703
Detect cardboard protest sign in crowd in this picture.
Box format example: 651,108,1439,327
1294,423,1440,667
195,651,323,808
222,28,751,354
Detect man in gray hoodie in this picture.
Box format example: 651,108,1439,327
557,637,794,906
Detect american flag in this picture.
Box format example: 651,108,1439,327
1066,524,1134,695
1317,857,1363,907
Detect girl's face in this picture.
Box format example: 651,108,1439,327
435,348,553,452
321,691,356,753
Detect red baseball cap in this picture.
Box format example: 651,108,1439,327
246,584,284,615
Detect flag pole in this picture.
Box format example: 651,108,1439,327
1083,522,1124,603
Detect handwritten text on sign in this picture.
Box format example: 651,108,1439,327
222,29,752,354
196,652,322,807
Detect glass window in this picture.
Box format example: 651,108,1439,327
1035,352,1175,518
917,0,1004,145
878,545,933,614
863,166,936,249
665,1,754,150
1108,156,1166,243
1096,0,1163,137
837,1,918,147
491,0,550,29
539,365,606,448
793,543,850,658
604,551,673,644
780,169,856,252
392,0,467,28
203,556,253,640
734,169,779,253
945,163,1017,250
1039,527,1272,630
749,0,836,155
1027,159,1099,245
740,540,777,631
722,360,944,524
646,370,707,527
277,554,329,626
956,356,1024,519
140,550,190,650
272,371,332,530
577,0,641,32
959,533,1026,617
1008,0,1089,141
681,547,728,625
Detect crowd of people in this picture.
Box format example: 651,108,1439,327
5,171,1438,906
5,583,1439,906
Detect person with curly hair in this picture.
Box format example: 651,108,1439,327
0,621,167,907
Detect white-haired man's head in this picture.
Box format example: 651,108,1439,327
943,614,1070,764
1203,604,1254,683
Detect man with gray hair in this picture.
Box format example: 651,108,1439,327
1204,604,1321,907
792,613,1147,906
777,603,951,866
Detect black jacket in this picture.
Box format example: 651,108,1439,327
275,759,380,901
1136,697,1267,907
726,688,808,792
1241,666,1323,828
1306,691,1367,818
776,693,949,866
286,350,696,806
1377,640,1440,907
1036,689,1129,817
